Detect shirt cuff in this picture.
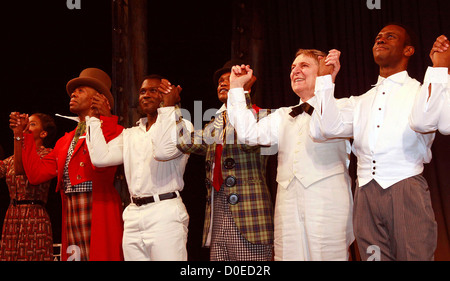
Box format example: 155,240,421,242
424,67,449,84
158,106,175,114
315,75,334,92
228,88,246,104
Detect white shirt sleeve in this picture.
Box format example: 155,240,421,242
438,85,450,135
409,67,449,134
311,75,355,140
227,88,280,146
153,107,194,161
86,116,124,167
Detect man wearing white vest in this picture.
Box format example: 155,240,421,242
310,24,445,261
227,49,354,261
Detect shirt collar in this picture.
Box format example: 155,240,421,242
297,95,318,108
136,117,149,131
216,90,250,115
373,70,409,87
216,104,227,115
55,114,80,123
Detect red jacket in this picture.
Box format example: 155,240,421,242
22,115,124,261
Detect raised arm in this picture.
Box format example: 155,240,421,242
409,35,450,134
155,79,196,159
227,65,280,147
438,89,450,134
152,106,194,161
86,116,124,168
10,112,28,175
310,51,355,141
21,132,58,185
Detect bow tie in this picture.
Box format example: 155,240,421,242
289,103,315,118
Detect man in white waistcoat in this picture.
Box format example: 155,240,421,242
227,49,354,261
310,24,447,261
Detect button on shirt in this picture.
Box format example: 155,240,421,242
369,72,407,149
311,69,444,189
86,107,193,198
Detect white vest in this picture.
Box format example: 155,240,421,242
276,108,350,189
352,76,434,188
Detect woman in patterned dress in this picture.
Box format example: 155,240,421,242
0,112,56,261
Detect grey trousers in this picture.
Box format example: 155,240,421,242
353,175,437,261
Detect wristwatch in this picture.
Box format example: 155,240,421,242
14,136,23,141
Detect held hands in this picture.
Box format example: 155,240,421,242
9,112,29,136
158,79,182,107
319,49,341,83
430,35,450,71
230,65,254,90
90,93,112,118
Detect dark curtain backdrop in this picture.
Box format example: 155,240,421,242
234,0,449,260
0,0,448,262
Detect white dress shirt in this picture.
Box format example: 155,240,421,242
228,86,354,261
409,68,450,135
227,88,351,189
86,107,193,198
311,69,444,189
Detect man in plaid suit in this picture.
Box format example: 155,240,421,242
161,60,274,261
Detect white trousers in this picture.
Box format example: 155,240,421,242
274,175,354,261
122,196,189,261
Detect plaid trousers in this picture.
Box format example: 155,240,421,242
210,187,273,261
66,192,93,261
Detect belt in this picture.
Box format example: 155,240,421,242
132,192,178,207
10,200,45,206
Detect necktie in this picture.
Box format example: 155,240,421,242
289,103,315,118
73,122,86,144
212,112,227,192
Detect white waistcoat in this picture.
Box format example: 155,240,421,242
276,108,350,189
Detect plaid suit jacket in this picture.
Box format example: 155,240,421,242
176,94,274,246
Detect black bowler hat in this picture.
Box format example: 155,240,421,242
213,59,248,86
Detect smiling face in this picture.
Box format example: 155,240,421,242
217,72,231,104
290,54,320,100
373,25,414,68
27,114,47,145
139,78,163,115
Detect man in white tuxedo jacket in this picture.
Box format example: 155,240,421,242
227,49,354,261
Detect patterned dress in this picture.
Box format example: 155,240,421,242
0,147,53,261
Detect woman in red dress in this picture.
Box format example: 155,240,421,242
0,112,56,261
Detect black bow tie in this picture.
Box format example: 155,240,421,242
289,103,315,118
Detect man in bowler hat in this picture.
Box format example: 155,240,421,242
19,68,124,261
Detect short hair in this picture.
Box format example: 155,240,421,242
142,74,166,82
32,113,57,148
295,49,327,64
382,22,418,49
